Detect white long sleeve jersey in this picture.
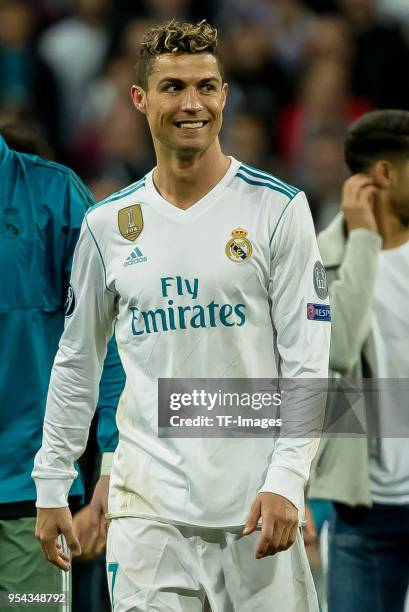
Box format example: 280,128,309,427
33,158,330,527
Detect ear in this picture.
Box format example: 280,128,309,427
370,160,395,189
131,85,147,115
221,82,228,111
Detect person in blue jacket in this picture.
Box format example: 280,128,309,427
0,129,123,609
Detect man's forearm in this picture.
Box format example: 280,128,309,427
33,344,104,507
328,229,381,375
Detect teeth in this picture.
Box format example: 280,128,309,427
179,122,204,129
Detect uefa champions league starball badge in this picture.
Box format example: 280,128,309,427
64,283,76,317
313,260,328,299
225,228,253,264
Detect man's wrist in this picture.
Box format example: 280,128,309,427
258,466,305,510
343,211,378,234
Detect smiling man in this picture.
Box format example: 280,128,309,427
33,20,330,611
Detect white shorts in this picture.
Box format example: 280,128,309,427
106,517,319,612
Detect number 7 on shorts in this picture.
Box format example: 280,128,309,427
107,562,119,605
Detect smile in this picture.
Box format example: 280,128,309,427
174,120,209,129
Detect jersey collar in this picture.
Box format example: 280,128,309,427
144,156,240,222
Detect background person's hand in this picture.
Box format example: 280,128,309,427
72,505,105,560
243,492,298,559
341,174,379,233
72,475,110,560
302,502,318,547
35,507,81,571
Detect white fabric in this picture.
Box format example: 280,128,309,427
38,18,108,135
101,452,114,476
33,158,330,527
106,517,319,612
370,239,409,503
377,0,409,20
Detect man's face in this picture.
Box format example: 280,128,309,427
132,52,227,157
389,158,409,223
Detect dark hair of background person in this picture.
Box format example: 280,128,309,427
0,124,54,159
135,19,224,90
345,109,409,174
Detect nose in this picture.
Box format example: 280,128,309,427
180,86,204,113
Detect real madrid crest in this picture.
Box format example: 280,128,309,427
118,204,143,242
225,228,253,264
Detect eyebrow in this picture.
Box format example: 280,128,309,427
157,76,221,86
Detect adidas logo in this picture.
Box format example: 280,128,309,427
124,246,147,267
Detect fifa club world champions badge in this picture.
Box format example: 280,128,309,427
225,228,253,264
118,204,144,242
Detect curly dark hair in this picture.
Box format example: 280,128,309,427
136,20,224,90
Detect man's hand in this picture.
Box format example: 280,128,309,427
341,174,379,233
35,507,81,571
72,505,105,560
302,502,318,547
243,492,298,559
72,475,110,560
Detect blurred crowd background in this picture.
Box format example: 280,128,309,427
1,0,409,231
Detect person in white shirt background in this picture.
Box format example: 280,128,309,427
308,109,409,612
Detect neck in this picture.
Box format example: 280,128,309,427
152,140,230,209
374,193,409,249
